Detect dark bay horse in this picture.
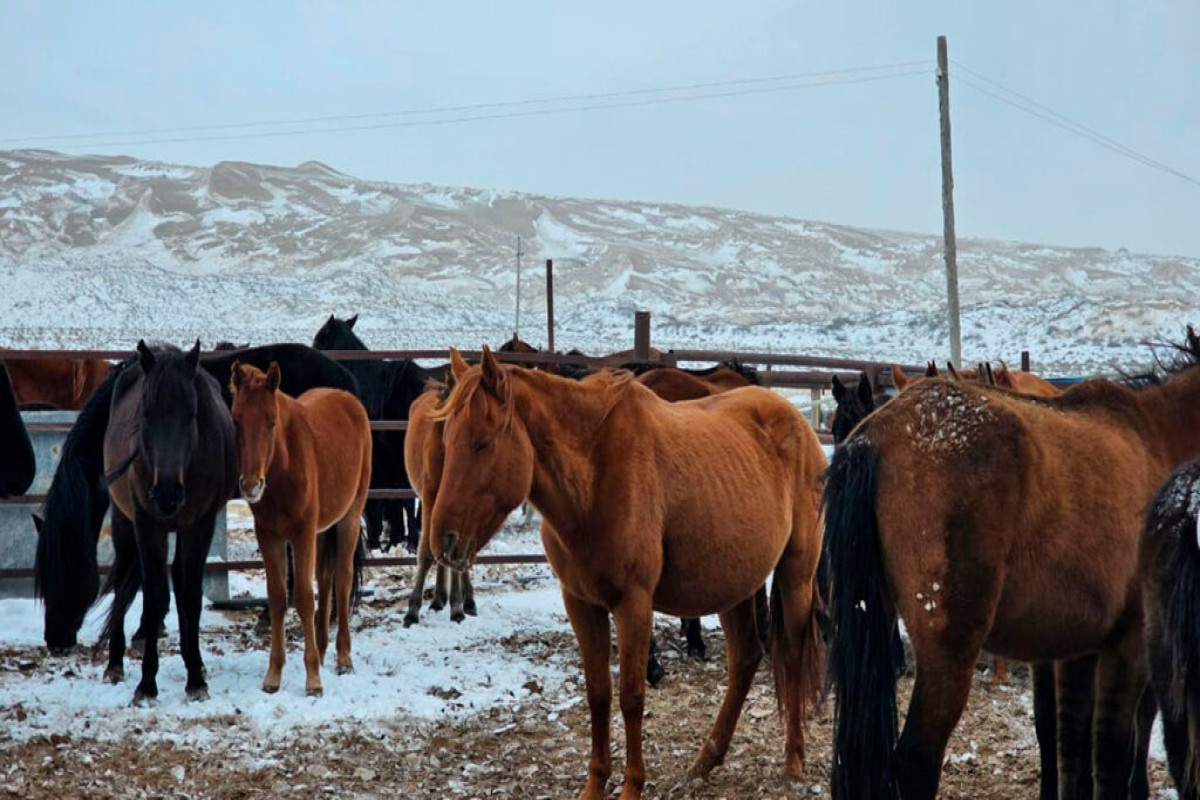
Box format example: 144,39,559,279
1141,458,1200,799
0,360,36,499
826,330,1200,800
4,351,111,410
101,341,238,704
312,314,449,552
34,343,360,652
430,347,826,798
231,362,371,696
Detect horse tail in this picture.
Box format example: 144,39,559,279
34,359,126,649
319,523,366,609
768,562,825,725
98,525,142,646
1145,463,1200,795
825,438,900,800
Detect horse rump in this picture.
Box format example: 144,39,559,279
1142,459,1200,797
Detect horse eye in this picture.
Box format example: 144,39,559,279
473,438,492,453
268,419,277,429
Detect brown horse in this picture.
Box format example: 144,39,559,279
402,381,475,627
430,346,825,799
827,330,1200,800
229,361,372,697
5,352,110,409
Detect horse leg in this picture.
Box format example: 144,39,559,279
430,560,449,611
449,569,466,623
291,528,322,696
681,617,706,661
130,513,168,706
1031,661,1058,800
174,513,217,701
401,496,420,553
102,510,139,683
1092,641,1149,800
258,535,288,694
1056,655,1098,800
1128,686,1155,800
332,515,360,675
688,595,762,779
561,591,612,800
315,530,334,663
462,567,477,617
646,635,665,688
894,645,979,800
612,593,654,800
403,527,436,627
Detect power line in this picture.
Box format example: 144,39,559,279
950,60,1199,189
16,67,930,151
2,60,930,146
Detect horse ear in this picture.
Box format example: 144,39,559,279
831,374,846,402
480,344,503,394
229,360,243,393
891,365,909,392
266,362,281,392
449,348,470,380
31,514,43,535
347,314,358,329
925,361,939,378
185,339,201,375
856,373,873,407
136,340,155,373
1187,324,1199,353
945,361,960,381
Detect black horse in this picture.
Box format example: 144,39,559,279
100,341,238,704
312,314,449,552
34,342,363,653
1141,458,1200,799
0,360,36,499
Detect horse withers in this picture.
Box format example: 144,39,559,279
100,341,238,705
429,346,826,799
230,361,371,696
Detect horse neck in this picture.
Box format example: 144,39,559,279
510,370,622,531
1137,368,1200,465
265,393,303,477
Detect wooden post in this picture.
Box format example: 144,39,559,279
1021,350,1031,372
810,388,822,430
938,35,962,369
545,259,555,354
634,311,651,360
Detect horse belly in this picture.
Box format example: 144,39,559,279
653,521,785,618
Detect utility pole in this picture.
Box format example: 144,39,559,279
937,35,962,368
513,236,523,340
545,259,555,353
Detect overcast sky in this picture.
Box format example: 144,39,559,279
2,2,1197,257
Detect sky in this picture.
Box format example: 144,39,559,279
1,1,1197,257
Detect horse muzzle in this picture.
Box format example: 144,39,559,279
239,477,266,505
149,481,185,519
439,530,471,571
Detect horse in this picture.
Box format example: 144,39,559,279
33,343,361,653
98,341,238,705
825,329,1200,800
230,361,371,696
635,363,767,664
1141,458,1200,799
312,314,449,552
402,380,476,628
3,351,111,410
0,360,36,499
429,346,825,798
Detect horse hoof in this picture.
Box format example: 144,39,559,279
103,666,124,685
131,689,156,708
262,682,280,694
402,613,418,628
47,644,75,657
451,611,465,624
647,663,666,688
186,686,210,703
306,686,323,698
429,599,446,612
686,645,707,663
337,662,354,676
687,744,722,780
464,604,478,617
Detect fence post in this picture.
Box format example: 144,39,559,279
634,311,651,360
1020,350,1030,372
810,388,822,430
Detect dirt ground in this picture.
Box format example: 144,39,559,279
0,554,1176,799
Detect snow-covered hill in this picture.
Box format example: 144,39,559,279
2,149,1196,375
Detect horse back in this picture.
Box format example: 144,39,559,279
290,387,372,525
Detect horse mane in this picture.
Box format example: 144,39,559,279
1121,328,1200,389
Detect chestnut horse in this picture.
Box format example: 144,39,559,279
430,347,825,799
4,352,110,409
230,362,372,696
1141,458,1200,798
636,363,767,662
827,330,1200,800
402,381,475,627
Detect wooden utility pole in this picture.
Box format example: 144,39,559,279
545,259,555,353
634,311,651,360
513,236,523,340
937,35,962,368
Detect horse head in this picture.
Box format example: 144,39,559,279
135,340,201,520
312,314,365,351
831,372,875,445
429,346,533,570
229,360,282,504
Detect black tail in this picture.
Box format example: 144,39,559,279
34,359,128,650
1144,462,1200,796
825,438,900,800
0,361,35,499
